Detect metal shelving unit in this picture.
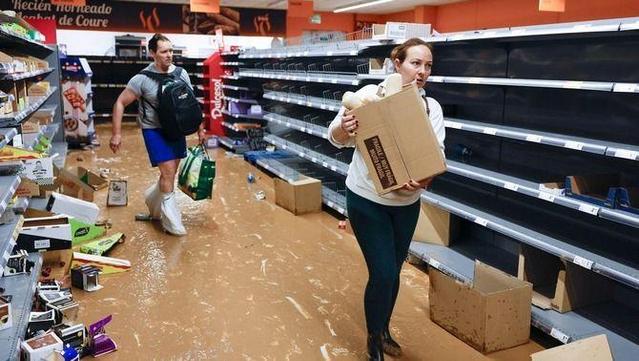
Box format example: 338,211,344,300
263,113,329,140
239,69,360,86
263,133,349,176
0,215,23,277
420,191,639,289
0,253,43,361
263,91,341,112
0,127,17,148
0,87,58,127
0,175,20,219
446,160,639,228
0,68,54,81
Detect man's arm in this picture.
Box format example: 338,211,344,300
110,88,139,153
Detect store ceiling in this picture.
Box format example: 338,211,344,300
115,0,465,14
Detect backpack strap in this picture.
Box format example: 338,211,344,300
170,66,184,80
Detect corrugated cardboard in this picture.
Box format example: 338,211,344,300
412,202,450,246
517,245,613,313
42,249,73,280
274,177,322,215
58,167,107,202
531,334,613,361
353,84,446,195
429,261,532,353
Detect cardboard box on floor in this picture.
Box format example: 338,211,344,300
58,167,108,202
352,84,446,195
42,249,73,280
531,334,613,361
517,244,613,313
412,202,450,246
429,261,532,353
274,177,322,215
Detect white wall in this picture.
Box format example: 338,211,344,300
57,29,274,58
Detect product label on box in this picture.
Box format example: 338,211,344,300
387,24,408,38
364,136,397,189
20,157,54,185
34,239,51,249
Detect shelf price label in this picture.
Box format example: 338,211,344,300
474,217,489,227
525,134,543,143
538,192,556,203
550,328,570,343
563,81,584,89
446,121,462,129
573,256,594,270
483,127,497,135
614,149,638,160
564,141,584,151
468,77,482,84
613,83,638,93
429,258,442,270
578,204,600,216
503,182,519,192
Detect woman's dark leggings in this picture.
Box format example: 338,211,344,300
347,189,421,335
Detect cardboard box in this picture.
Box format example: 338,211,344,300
274,177,322,215
368,57,394,75
27,81,50,96
353,84,446,194
429,261,532,353
0,82,17,113
567,174,618,200
21,332,63,361
17,216,72,253
517,245,613,313
16,80,27,110
42,249,73,280
531,334,613,361
45,192,100,224
372,22,431,39
412,202,450,246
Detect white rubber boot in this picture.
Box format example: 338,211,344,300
144,182,162,220
160,191,187,236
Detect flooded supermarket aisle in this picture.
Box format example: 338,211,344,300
66,124,544,360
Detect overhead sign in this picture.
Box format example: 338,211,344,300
2,0,285,35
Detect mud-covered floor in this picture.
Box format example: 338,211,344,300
69,123,546,360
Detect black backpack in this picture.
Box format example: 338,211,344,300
139,67,202,140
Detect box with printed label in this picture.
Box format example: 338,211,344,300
17,215,72,252
353,84,446,194
372,22,431,40
429,261,532,353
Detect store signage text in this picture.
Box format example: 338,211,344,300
10,0,112,28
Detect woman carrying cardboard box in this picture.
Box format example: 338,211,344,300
328,38,446,360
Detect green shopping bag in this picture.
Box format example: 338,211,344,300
178,144,215,201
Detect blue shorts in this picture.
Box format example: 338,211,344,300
142,128,187,167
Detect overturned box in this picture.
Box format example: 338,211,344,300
353,84,446,195
429,261,532,353
517,244,613,313
274,177,322,215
